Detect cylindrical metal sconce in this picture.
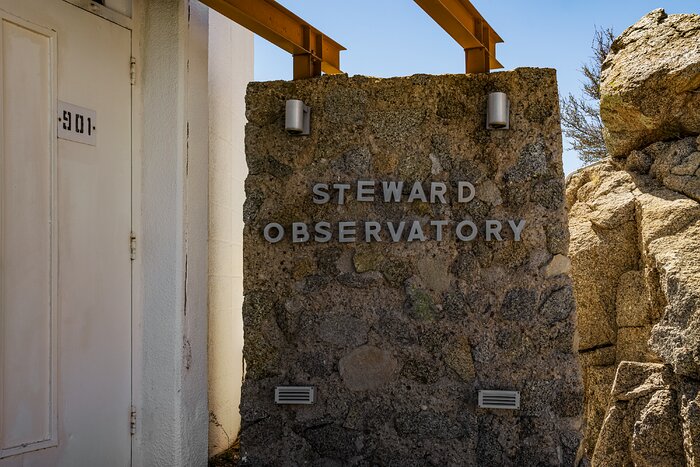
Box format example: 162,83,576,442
487,92,509,129
285,99,310,135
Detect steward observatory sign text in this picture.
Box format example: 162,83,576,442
263,180,526,243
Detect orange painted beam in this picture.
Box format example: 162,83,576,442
200,0,345,79
415,0,503,73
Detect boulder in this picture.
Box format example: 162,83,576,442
568,162,640,352
630,390,685,466
592,364,684,467
610,362,672,401
648,220,700,378
600,9,700,157
679,380,700,465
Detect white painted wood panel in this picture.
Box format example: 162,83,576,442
0,1,132,465
0,13,57,457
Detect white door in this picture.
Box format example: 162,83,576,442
0,0,132,465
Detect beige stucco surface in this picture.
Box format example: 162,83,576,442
207,8,253,457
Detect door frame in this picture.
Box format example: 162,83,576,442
129,1,212,465
130,0,143,462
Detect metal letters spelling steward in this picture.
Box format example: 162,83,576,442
262,181,526,244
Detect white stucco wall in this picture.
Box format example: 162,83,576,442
134,0,210,465
131,0,252,463
207,9,253,457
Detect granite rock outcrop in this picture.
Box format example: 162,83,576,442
569,138,700,464
570,9,700,464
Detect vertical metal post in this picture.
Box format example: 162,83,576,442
465,17,490,74
465,47,489,74
293,26,323,80
293,54,316,80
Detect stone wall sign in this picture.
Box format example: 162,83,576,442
262,180,527,244
241,69,583,465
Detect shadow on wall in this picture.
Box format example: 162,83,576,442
207,9,253,458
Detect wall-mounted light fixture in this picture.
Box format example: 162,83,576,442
285,99,310,135
486,92,509,130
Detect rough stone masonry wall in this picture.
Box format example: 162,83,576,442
241,69,583,466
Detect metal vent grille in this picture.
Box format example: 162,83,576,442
478,390,520,410
275,386,315,405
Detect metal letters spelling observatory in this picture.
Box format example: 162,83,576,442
262,180,526,244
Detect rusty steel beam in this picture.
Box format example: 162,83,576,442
200,0,345,79
414,0,503,73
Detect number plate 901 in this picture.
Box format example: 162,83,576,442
58,100,97,146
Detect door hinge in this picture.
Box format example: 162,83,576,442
130,406,137,435
129,233,136,260
130,57,136,85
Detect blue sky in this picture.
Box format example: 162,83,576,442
254,1,698,174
